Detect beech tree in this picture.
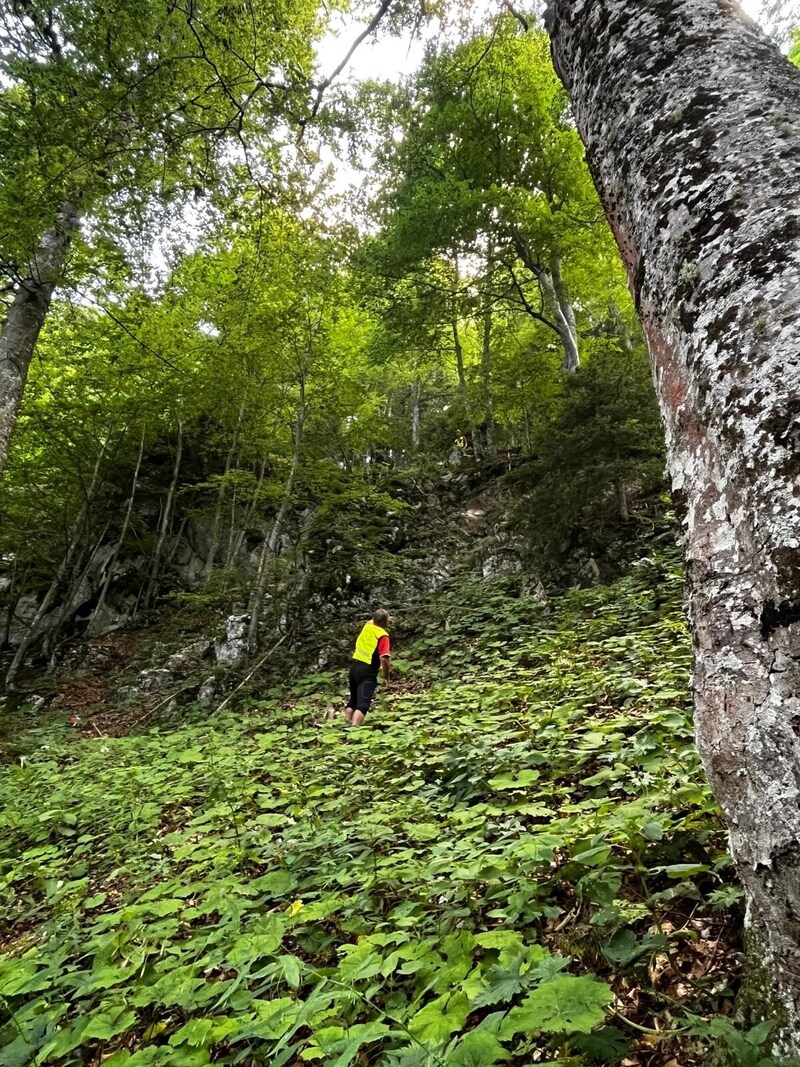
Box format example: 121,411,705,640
0,0,323,481
546,0,800,1049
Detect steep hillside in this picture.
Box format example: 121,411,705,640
0,555,762,1067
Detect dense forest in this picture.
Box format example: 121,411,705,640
2,1,800,1064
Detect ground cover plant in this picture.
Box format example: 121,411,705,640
0,555,764,1066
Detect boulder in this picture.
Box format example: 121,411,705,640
481,553,523,580
215,615,249,667
166,640,213,672
197,676,217,703
86,598,134,639
7,593,40,647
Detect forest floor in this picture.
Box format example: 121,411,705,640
0,555,768,1067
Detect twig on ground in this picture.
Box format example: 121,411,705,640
214,632,288,714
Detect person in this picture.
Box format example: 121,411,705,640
345,609,391,726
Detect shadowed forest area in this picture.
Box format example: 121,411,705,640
2,1,800,1065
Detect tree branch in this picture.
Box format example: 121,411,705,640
299,0,396,138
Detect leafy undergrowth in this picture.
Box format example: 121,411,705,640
0,553,764,1066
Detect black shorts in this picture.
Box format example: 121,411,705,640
348,660,378,714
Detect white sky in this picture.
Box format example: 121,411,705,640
310,0,768,209
317,0,766,88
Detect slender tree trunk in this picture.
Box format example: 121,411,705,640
520,389,532,454
203,401,245,582
145,422,183,609
44,519,111,665
6,432,108,688
481,254,496,456
513,235,580,371
531,256,580,371
227,458,267,568
1,557,18,651
548,0,800,1048
450,258,469,417
410,379,421,451
549,254,580,372
0,202,81,481
88,427,146,637
247,408,304,653
615,480,629,523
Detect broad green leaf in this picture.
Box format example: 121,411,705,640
488,770,540,790
410,993,470,1044
446,1030,509,1066
499,976,612,1037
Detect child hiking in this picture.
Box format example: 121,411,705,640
344,609,391,726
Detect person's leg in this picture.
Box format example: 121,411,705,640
345,668,359,723
352,674,377,727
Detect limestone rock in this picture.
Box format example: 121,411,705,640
197,676,217,703
215,615,249,667
137,668,174,692
166,640,212,672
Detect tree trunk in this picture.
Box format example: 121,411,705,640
452,305,469,406
547,0,800,1048
450,258,470,417
549,254,580,372
227,458,267,569
145,421,183,609
0,202,81,481
513,235,580,371
410,379,421,451
6,431,109,688
1,557,19,651
247,408,304,653
481,256,496,455
44,519,111,665
203,400,245,582
615,479,629,523
88,428,146,636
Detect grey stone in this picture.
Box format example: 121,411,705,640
7,593,39,646
166,640,213,672
197,676,217,702
481,554,523,580
86,600,132,639
138,668,174,692
214,615,249,667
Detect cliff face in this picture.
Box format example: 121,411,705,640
0,459,537,723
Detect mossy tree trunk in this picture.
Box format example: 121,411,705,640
547,0,800,1051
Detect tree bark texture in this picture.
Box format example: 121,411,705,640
411,379,421,450
547,0,800,1047
0,202,80,481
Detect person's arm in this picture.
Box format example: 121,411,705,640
378,633,391,682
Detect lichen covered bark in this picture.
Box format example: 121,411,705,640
546,0,800,1050
0,202,80,480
